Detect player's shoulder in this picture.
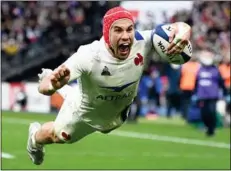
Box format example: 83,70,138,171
77,40,101,57
135,29,154,41
132,30,154,54
134,29,154,48
70,39,102,64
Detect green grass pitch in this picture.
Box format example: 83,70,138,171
1,111,230,170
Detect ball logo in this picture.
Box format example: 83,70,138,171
157,41,167,53
165,26,172,31
134,53,144,66
187,44,192,54
157,41,180,63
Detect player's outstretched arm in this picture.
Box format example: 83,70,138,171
38,65,70,96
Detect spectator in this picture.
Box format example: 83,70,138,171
148,68,162,114
2,35,20,57
179,58,200,119
194,50,227,136
165,64,182,118
219,57,231,120
137,70,153,116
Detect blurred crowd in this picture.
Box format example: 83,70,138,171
1,1,118,68
1,1,230,128
1,1,229,66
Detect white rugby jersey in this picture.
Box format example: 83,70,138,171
63,30,155,130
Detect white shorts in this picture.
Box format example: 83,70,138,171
53,85,129,143
53,90,95,143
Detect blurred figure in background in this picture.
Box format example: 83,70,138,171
148,67,162,115
136,10,156,31
127,96,141,123
219,57,230,126
13,88,28,112
179,58,200,119
165,64,182,118
194,50,227,136
136,70,153,116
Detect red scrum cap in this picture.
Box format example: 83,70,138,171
103,7,134,46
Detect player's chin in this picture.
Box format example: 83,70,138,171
117,49,130,60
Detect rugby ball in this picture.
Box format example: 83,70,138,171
152,24,192,64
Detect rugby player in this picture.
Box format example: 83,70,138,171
27,6,191,165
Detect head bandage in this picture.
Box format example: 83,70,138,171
103,7,134,46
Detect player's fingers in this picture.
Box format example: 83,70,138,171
168,26,177,43
175,39,188,54
168,37,185,54
50,74,58,82
64,67,70,76
61,65,70,72
181,39,189,46
178,32,190,46
167,45,183,55
168,34,174,43
167,43,175,54
53,70,61,80
167,37,180,53
175,45,184,54
177,37,188,47
58,65,70,76
174,48,182,54
57,65,69,77
167,43,178,54
59,64,68,72
167,46,175,54
59,69,65,77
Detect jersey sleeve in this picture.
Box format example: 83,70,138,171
63,45,92,82
137,30,154,51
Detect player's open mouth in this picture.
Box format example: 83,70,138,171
118,43,130,55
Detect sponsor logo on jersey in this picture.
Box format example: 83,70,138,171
101,66,111,76
96,91,134,101
100,81,136,92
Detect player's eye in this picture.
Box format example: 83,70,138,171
127,27,133,32
114,28,122,33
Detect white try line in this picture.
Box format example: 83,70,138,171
110,131,230,149
2,117,231,149
1,152,15,159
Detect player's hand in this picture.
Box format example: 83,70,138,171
167,23,191,55
49,65,70,90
